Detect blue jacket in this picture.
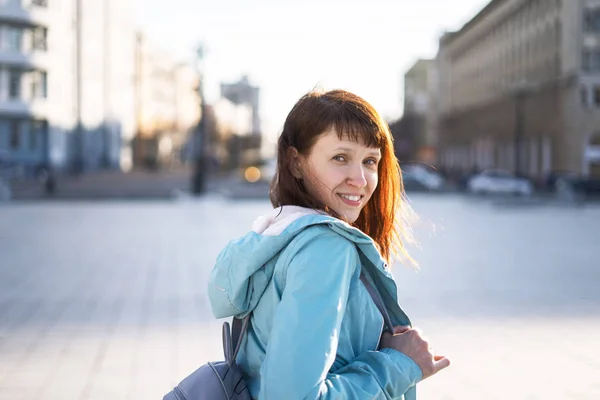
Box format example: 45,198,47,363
208,206,421,399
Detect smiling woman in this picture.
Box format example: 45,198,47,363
207,89,450,400
270,89,406,262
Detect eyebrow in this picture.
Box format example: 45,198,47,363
334,147,381,156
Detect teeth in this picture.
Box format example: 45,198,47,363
340,194,360,201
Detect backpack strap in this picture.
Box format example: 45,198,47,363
360,269,418,399
222,315,250,366
232,315,250,360
359,271,395,334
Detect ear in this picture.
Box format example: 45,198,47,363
287,147,303,179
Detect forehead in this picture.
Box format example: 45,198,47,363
313,128,381,153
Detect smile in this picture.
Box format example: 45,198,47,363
337,194,363,205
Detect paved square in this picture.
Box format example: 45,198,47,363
1,194,598,399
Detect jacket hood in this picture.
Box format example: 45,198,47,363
208,206,379,319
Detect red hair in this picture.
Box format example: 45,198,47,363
270,89,414,264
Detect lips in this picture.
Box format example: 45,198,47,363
337,193,363,206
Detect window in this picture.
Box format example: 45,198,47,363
6,26,23,52
0,120,9,151
31,27,47,52
29,0,47,7
31,70,47,98
594,86,600,106
584,8,600,33
582,50,600,71
29,120,46,150
9,69,22,99
581,85,589,106
9,120,20,149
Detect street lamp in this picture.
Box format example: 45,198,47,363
191,44,208,195
72,0,84,174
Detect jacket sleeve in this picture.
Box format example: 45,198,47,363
259,232,422,400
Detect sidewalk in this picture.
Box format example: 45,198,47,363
9,167,202,201
7,168,272,202
1,195,599,399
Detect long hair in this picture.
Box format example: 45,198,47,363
270,89,414,264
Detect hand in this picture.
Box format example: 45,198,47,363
380,326,450,380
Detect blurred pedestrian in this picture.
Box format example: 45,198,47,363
44,168,56,195
36,164,56,195
208,89,450,399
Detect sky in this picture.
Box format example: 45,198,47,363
134,0,491,140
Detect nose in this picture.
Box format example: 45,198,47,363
347,163,367,188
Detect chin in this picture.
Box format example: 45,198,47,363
329,203,362,223
342,211,360,224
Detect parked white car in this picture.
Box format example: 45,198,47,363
402,164,445,191
467,169,533,196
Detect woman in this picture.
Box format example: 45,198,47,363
208,89,449,399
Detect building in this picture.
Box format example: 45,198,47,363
208,90,258,170
0,0,137,174
72,0,137,171
220,75,260,135
133,33,200,169
0,0,51,173
437,0,600,181
399,59,439,164
216,76,262,168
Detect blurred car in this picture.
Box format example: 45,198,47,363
401,164,445,192
550,173,600,199
545,171,578,192
402,173,435,192
467,169,533,196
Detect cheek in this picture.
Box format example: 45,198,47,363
366,171,378,190
308,164,340,189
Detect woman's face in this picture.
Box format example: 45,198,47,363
298,128,381,223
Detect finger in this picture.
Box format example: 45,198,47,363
394,325,411,334
433,356,451,372
411,327,423,336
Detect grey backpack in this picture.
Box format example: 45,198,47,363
163,316,252,400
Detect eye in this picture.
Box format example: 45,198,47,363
364,158,379,166
333,155,346,162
